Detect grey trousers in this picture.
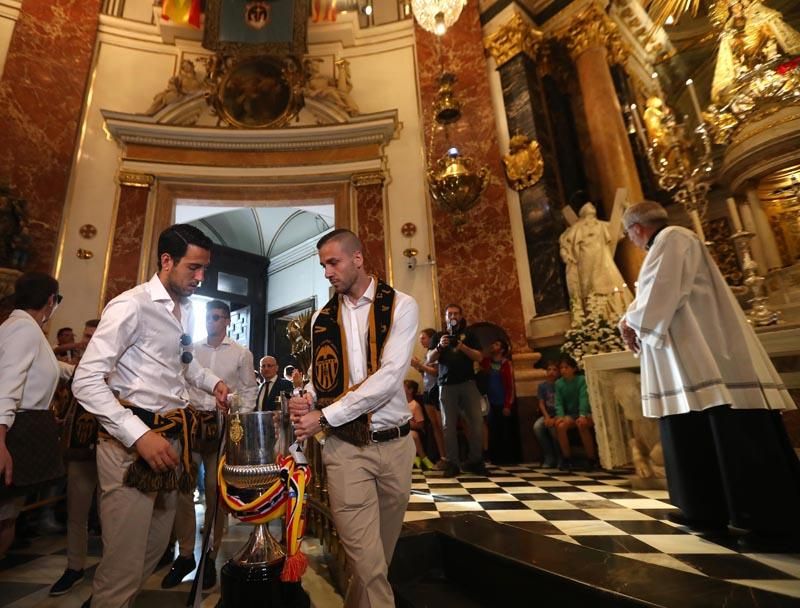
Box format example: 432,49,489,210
92,437,179,608
66,459,98,571
439,380,484,466
322,433,414,608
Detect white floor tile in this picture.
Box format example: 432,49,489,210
610,498,676,510
551,520,628,536
545,534,580,545
472,493,520,502
727,579,800,598
521,500,578,510
583,508,655,521
408,494,435,503
744,554,800,578
503,486,547,495
435,502,485,512
403,511,440,522
633,534,736,554
487,510,546,522
550,492,606,502
618,553,706,576
459,482,499,489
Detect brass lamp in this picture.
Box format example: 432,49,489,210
425,73,489,223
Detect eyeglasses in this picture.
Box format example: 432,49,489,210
180,333,193,364
206,314,228,322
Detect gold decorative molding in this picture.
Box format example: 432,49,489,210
484,12,545,68
503,134,544,191
351,171,385,187
117,172,155,188
558,3,626,64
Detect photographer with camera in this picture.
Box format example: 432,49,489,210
428,304,487,477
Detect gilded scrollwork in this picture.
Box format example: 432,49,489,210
502,134,544,191
483,12,545,68
558,3,626,65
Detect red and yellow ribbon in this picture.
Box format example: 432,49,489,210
218,454,311,581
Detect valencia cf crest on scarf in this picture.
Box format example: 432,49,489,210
314,341,339,392
245,1,271,30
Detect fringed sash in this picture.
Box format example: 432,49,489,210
98,399,198,494
312,278,396,446
218,454,311,582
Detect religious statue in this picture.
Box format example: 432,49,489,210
303,57,359,119
502,134,544,191
312,0,337,22
559,202,632,321
145,59,204,115
711,0,800,103
642,96,690,175
613,372,665,483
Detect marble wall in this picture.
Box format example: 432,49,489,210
415,0,527,350
0,0,102,273
354,179,388,281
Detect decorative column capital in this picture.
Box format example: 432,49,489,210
558,3,626,64
117,171,155,188
351,171,385,187
484,11,545,69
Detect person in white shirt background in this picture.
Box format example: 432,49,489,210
164,299,257,591
0,272,73,558
72,224,229,608
290,229,418,608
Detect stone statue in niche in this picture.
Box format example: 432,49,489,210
559,202,632,321
145,59,204,115
303,57,359,119
613,371,665,483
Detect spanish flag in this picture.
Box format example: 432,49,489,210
162,0,202,28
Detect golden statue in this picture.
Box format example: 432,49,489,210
286,311,313,381
711,0,800,102
643,96,690,174
502,134,544,191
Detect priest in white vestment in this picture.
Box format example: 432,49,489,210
619,201,800,552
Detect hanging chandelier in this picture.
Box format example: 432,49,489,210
411,0,467,35
425,73,489,223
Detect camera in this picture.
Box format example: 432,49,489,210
406,256,417,270
446,319,460,348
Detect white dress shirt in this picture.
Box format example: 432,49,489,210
0,310,74,429
73,274,221,447
187,336,257,411
306,278,419,431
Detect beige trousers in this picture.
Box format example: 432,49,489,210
175,446,225,558
66,459,98,571
322,434,415,608
92,437,180,608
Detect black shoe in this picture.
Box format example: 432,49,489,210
81,596,91,608
160,555,196,589
559,458,573,472
464,461,489,476
667,511,728,533
157,542,175,569
49,568,85,596
442,463,460,478
737,532,800,553
202,554,217,590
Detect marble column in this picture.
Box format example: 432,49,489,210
746,186,783,270
103,173,154,305
351,172,388,281
559,2,645,284
737,201,768,274
415,0,527,350
0,0,103,273
484,12,570,317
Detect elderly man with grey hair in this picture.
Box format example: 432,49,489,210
619,200,800,552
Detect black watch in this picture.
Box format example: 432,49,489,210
318,412,331,432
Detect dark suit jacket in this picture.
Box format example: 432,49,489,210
256,377,293,411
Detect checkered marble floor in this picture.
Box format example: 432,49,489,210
405,464,800,600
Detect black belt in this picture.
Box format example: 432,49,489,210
370,422,411,443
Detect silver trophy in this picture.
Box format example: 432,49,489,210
220,408,300,606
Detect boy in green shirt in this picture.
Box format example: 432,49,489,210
555,356,598,471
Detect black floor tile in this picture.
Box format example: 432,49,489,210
432,495,476,503
495,481,533,487
594,491,653,499
504,521,564,535
636,509,679,521
466,488,503,494
510,493,555,500
474,501,529,510
537,486,579,493
574,535,662,553
0,553,41,572
675,554,793,579
406,503,438,511
537,510,600,521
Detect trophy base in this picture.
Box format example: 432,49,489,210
220,559,310,608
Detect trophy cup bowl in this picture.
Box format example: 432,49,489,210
220,410,294,606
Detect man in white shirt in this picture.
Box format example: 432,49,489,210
291,229,418,608
163,300,257,591
73,224,229,608
620,201,800,552
256,355,293,411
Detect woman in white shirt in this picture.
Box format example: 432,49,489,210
0,272,71,558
